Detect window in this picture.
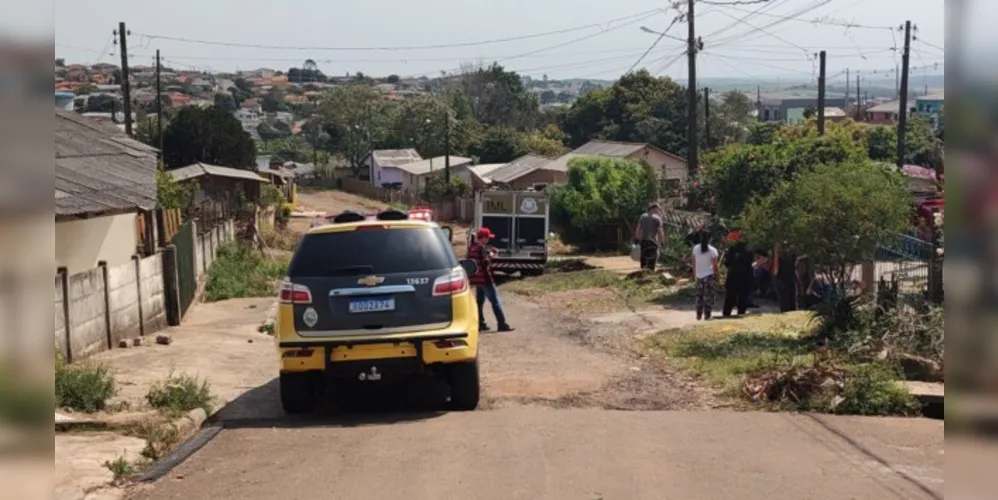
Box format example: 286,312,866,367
289,227,457,277
532,183,547,191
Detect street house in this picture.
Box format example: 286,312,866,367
55,109,159,274
478,154,563,191
363,149,422,187
169,162,270,207
545,140,690,192
866,100,901,125
395,155,473,194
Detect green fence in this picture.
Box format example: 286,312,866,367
172,221,197,317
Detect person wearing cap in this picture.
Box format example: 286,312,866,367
633,203,665,271
467,227,514,332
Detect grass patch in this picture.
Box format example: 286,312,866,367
205,242,289,302
645,312,920,416
259,228,299,252
55,361,117,413
125,418,181,461
145,373,213,418
103,456,135,484
503,263,695,312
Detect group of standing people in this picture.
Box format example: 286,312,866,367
633,204,764,321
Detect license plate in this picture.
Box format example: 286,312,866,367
348,297,395,314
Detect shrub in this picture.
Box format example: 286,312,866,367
205,243,290,301
55,361,117,413
549,156,658,250
146,372,213,417
833,364,921,416
104,456,135,484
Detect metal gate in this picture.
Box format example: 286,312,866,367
172,221,197,317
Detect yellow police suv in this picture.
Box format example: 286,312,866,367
274,209,480,413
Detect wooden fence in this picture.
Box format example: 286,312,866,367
339,177,475,223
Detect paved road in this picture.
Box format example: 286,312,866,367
127,292,944,500
131,410,941,500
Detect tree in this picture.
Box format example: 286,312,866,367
260,136,311,164
162,106,256,169
559,70,686,155
135,116,163,150
865,125,897,162
214,92,237,112
902,115,939,169
55,58,65,67
451,62,539,128
746,121,783,145
539,90,556,105
702,119,868,218
287,66,327,83
257,121,291,141
468,126,526,164
318,84,396,172
743,160,911,287
521,125,568,158
156,168,196,210
390,96,457,158
803,106,818,119
386,74,400,84
549,156,659,250
261,88,287,113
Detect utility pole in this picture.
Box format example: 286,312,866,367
894,62,908,97
897,20,913,168
116,22,133,136
155,50,163,160
703,87,710,149
444,109,451,184
756,85,761,119
686,0,700,204
817,51,826,135
845,68,850,102
855,72,861,120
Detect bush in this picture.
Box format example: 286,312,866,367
205,243,290,301
744,160,911,287
833,364,921,416
146,372,213,416
55,361,117,413
549,156,658,250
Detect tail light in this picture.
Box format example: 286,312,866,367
279,281,313,304
432,270,469,296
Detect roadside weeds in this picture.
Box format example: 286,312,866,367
642,311,922,417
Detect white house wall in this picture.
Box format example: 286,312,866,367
56,212,138,275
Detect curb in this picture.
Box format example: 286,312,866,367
169,408,208,437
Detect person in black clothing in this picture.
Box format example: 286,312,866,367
722,229,754,316
772,244,798,312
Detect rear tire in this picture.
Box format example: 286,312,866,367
280,372,316,414
447,359,480,411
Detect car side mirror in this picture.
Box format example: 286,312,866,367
441,226,453,242
459,259,477,276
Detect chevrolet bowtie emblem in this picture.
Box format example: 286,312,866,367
357,275,384,287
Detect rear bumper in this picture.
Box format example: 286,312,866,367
278,331,476,376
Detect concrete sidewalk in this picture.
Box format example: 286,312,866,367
55,297,278,500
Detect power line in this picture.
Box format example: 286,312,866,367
710,3,895,30
130,9,664,52
699,0,774,5
711,0,837,46
701,51,814,75
711,8,812,54
704,0,796,40
628,7,685,73
916,38,944,52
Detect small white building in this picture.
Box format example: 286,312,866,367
396,156,473,194
363,149,423,187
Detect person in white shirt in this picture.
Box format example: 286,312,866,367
691,231,720,320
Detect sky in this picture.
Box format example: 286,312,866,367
44,0,958,82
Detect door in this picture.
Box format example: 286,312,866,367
479,191,516,252
513,192,548,254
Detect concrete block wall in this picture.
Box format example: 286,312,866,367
56,252,167,363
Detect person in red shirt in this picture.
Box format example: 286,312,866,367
467,228,514,332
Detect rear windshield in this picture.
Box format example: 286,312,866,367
288,226,457,277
